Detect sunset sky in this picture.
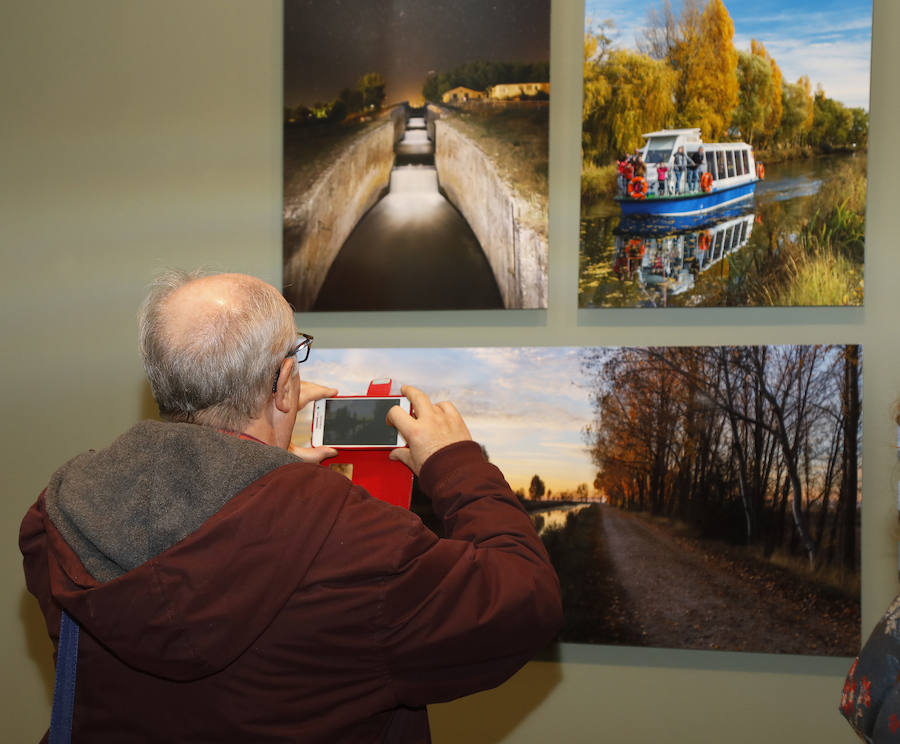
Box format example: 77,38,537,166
585,0,872,109
292,346,598,494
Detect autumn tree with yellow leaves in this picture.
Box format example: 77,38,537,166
669,0,738,139
582,345,861,572
752,40,783,146
581,0,866,180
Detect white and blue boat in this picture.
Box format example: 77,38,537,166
616,128,762,229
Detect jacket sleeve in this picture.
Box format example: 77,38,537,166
377,441,563,706
19,494,62,651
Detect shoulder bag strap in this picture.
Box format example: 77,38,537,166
49,609,80,744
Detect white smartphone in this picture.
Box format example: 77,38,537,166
311,396,410,448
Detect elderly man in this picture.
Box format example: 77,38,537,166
20,270,562,743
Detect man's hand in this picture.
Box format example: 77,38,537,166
387,385,472,476
290,380,338,463
289,443,337,464
298,380,338,410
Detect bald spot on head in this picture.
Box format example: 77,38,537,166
139,270,296,430
161,274,272,346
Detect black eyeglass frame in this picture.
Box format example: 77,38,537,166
272,333,314,392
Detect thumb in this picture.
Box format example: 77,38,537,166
389,447,413,471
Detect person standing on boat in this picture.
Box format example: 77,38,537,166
689,146,706,192
673,146,687,193
656,163,669,197
633,152,646,179
617,155,629,194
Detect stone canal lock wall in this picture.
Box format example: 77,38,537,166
283,105,546,310
431,115,547,309
283,121,396,311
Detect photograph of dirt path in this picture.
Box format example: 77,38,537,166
294,344,861,655
283,0,550,311
580,0,871,307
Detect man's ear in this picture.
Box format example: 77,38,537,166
273,357,296,413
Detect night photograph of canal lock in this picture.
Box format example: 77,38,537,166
282,0,550,311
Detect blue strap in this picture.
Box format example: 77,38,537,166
49,609,79,744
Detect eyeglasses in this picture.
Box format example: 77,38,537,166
273,332,314,392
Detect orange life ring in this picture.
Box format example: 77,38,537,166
627,176,648,200
756,162,765,180
698,232,711,252
700,172,713,193
626,238,645,258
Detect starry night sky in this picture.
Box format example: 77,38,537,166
284,0,551,108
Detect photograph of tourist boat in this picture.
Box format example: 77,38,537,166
615,128,760,225
580,0,871,308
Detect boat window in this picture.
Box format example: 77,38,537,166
716,152,726,179
742,150,750,173
705,151,715,178
713,231,725,259
644,135,677,163
734,150,744,176
726,151,736,178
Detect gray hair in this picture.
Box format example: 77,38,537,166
138,269,296,432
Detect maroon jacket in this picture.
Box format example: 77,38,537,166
20,421,562,742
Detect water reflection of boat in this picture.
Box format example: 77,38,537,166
616,129,761,227
612,211,756,300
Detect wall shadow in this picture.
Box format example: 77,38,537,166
19,589,53,705
430,644,563,744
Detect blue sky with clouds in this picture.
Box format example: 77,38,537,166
293,347,599,493
585,0,872,109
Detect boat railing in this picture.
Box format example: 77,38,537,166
617,162,759,199
617,168,711,198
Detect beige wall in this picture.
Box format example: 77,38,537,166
0,1,895,741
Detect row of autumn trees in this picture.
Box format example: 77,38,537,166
583,345,860,572
515,475,592,504
284,72,387,126
584,0,868,166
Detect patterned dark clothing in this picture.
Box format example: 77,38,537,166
841,594,900,742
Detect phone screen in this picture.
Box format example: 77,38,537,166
322,398,402,446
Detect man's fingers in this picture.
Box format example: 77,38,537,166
386,402,414,431
289,444,338,463
389,447,413,470
298,381,338,408
434,400,460,418
400,384,433,418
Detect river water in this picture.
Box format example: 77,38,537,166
530,503,593,535
579,154,863,307
312,115,503,311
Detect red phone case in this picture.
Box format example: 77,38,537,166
316,379,414,509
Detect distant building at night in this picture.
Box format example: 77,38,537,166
488,82,550,100
441,86,486,104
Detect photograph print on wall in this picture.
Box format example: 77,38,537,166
283,0,551,312
295,343,861,655
580,0,871,308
